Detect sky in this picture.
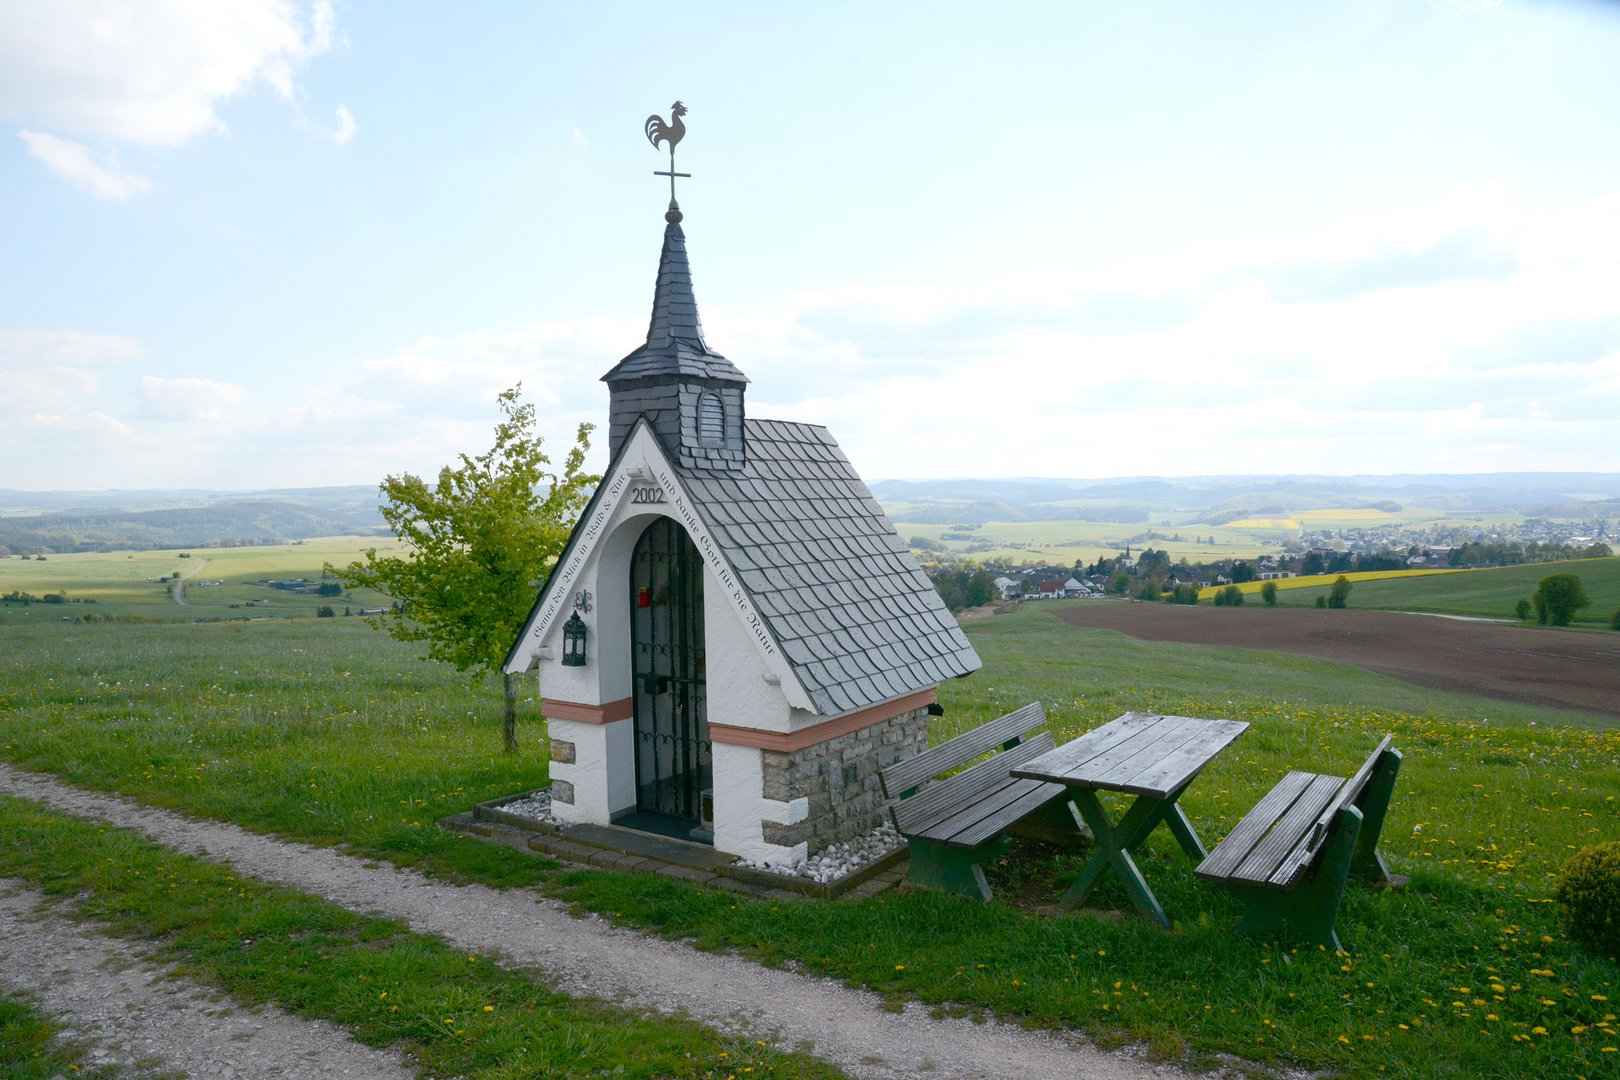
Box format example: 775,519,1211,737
4,0,1620,492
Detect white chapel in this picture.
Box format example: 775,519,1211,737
506,196,980,866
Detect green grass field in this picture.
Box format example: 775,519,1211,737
1,609,1616,1077
1259,557,1620,628
0,536,401,622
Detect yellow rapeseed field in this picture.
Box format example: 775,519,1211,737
1198,567,1470,600
1222,517,1301,530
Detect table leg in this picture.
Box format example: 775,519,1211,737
1165,803,1207,861
1063,789,1173,928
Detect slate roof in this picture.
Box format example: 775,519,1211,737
602,219,748,386
676,418,981,716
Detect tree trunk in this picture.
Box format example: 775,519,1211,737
502,671,518,753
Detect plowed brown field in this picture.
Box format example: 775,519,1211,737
1053,603,1620,719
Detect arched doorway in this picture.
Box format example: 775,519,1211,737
627,517,711,839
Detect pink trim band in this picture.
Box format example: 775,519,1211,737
542,696,634,725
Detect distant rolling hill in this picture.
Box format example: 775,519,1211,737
0,487,387,553
3,471,1617,554
868,472,1620,524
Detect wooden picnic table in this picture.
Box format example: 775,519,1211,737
1011,711,1249,927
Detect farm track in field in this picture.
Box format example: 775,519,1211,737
0,764,1242,1080
1053,604,1620,720
171,556,208,607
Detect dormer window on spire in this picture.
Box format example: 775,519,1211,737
698,391,724,447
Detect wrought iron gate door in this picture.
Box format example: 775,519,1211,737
630,517,711,823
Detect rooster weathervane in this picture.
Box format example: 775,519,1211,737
645,100,689,221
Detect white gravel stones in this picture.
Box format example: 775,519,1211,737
737,821,905,884
500,788,903,888
494,788,559,826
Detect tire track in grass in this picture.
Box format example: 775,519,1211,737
0,763,1220,1080
0,880,414,1079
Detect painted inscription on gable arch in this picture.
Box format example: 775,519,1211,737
655,465,779,660
528,468,630,644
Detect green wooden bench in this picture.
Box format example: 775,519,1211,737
879,702,1082,902
1194,735,1404,950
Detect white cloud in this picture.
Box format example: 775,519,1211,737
0,366,101,413
331,104,358,145
3,1,346,196
8,186,1620,489
0,1,340,147
726,186,1620,478
18,130,150,199
138,376,245,421
0,328,144,365
29,410,134,439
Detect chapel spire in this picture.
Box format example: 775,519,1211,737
601,103,747,469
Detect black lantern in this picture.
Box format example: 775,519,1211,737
561,611,588,667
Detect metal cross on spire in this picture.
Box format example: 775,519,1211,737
644,100,689,222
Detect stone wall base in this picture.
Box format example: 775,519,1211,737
759,706,929,853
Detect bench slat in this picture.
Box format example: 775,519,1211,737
890,731,1056,837
880,702,1047,798
1228,773,1344,888
1195,770,1318,880
915,775,1059,846
951,781,1071,848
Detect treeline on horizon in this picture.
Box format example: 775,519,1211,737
0,499,388,556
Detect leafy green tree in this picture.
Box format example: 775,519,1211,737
1514,598,1533,621
329,386,597,752
1301,551,1326,576
1611,607,1620,631
964,569,997,608
1230,561,1256,583
1260,580,1278,606
926,564,998,611
1327,575,1353,609
1170,583,1200,604
1136,548,1172,576
1315,594,1327,609
1214,585,1244,607
930,574,965,611
1533,573,1592,627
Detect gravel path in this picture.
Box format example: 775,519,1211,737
0,764,1252,1080
171,556,208,607
0,880,415,1078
